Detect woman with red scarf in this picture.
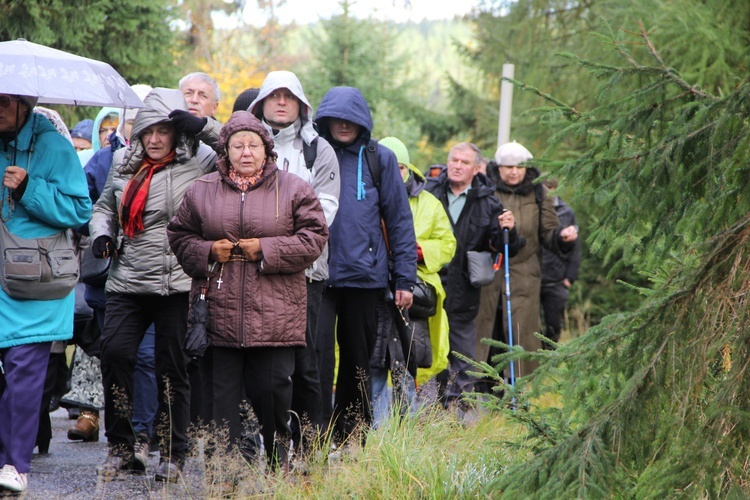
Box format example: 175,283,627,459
88,88,216,482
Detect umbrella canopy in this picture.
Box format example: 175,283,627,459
0,39,144,108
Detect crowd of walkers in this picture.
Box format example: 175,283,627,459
0,70,580,494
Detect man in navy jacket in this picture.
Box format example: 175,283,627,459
314,86,416,441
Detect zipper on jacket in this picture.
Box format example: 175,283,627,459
164,168,174,294
239,190,247,347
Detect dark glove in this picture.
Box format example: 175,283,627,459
92,236,115,259
168,109,207,136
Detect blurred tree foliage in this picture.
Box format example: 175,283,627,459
178,0,246,62
300,0,409,116
0,0,183,125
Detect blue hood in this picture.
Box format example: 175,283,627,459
314,86,373,144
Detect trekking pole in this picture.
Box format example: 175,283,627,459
503,227,515,391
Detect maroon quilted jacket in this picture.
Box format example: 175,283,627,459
168,112,328,348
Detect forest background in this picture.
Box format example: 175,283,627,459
4,0,750,496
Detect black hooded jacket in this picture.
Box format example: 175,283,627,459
426,171,522,317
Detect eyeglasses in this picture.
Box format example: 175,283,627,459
0,95,17,109
228,143,263,153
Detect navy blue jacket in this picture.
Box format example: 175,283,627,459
80,131,123,308
315,87,416,291
84,131,124,207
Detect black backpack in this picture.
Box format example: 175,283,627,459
302,136,381,190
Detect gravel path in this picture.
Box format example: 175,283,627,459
22,409,205,499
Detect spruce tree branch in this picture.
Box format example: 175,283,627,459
635,20,715,101
606,32,640,69
502,76,581,118
513,411,559,447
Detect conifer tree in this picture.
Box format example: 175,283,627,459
0,0,181,87
302,0,408,115
478,17,750,497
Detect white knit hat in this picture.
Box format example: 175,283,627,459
494,140,533,166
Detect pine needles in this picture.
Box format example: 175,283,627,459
479,20,750,497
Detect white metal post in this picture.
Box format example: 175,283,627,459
497,63,515,149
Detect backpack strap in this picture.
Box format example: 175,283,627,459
535,182,544,238
363,138,388,251
302,136,319,170
364,138,380,191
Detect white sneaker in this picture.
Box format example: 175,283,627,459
0,464,28,493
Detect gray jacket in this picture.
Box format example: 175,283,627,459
90,88,216,295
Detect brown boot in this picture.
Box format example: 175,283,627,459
67,410,99,441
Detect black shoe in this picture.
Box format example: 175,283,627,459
154,460,182,483
96,454,135,478
36,439,50,455
48,395,61,413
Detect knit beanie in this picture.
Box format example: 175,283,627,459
232,88,261,113
494,140,533,166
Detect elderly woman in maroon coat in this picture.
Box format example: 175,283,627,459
167,111,328,470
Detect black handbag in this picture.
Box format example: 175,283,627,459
409,277,437,318
80,243,111,288
408,316,433,369
185,284,210,358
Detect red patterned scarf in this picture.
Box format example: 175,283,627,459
228,164,264,192
120,150,176,238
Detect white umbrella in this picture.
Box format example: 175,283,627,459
0,39,144,108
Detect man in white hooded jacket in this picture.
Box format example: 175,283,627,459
247,72,340,451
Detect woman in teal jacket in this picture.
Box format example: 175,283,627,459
0,93,91,494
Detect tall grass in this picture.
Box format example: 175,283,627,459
259,405,529,498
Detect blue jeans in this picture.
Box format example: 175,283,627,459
371,366,417,429
132,324,157,438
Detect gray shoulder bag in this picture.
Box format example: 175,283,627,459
0,146,79,300
0,221,79,300
466,250,496,288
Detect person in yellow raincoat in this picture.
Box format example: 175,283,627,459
370,136,456,426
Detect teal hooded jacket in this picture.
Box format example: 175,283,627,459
0,112,92,349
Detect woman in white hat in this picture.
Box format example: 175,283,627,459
477,141,578,378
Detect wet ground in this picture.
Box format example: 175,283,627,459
21,409,203,499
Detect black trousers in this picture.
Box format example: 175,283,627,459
209,346,295,465
540,282,569,345
100,292,191,463
290,281,325,442
317,287,381,440
443,309,478,402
